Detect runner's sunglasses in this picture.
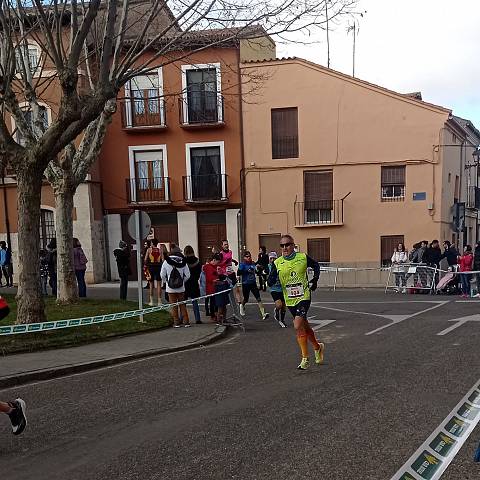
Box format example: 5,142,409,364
280,242,293,248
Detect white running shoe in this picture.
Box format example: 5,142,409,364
239,304,245,316
8,399,27,435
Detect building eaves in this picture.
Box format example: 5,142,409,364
452,115,480,143
241,57,452,115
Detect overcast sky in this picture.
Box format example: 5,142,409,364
278,0,480,128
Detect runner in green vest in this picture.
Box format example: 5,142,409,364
268,234,324,370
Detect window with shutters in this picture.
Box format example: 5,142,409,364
307,238,330,263
381,235,404,267
304,170,333,223
381,166,405,201
40,209,55,251
271,107,298,159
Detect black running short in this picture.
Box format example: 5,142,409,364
228,273,238,285
287,300,311,319
270,291,285,303
148,265,161,281
242,283,261,303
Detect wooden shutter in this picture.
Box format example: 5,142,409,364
307,238,330,263
381,235,404,266
381,166,405,185
271,107,298,159
304,170,333,209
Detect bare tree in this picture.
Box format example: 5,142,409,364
0,0,358,322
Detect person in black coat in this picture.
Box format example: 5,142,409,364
184,245,202,324
441,241,458,268
114,240,131,300
474,242,480,295
424,240,442,288
256,246,269,291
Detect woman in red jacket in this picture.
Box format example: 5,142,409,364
458,245,474,297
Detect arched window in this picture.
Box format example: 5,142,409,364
39,209,55,250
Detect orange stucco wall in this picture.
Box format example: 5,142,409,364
241,59,452,264
98,47,243,213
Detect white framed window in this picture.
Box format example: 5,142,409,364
181,63,222,124
185,141,226,201
124,68,165,128
128,145,169,202
12,102,52,146
381,166,406,201
15,43,40,74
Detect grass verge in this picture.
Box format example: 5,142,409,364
0,294,171,355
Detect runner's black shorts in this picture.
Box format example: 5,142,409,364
242,283,261,303
270,290,285,303
148,265,161,281
287,300,311,319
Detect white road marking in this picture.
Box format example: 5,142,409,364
308,319,336,332
365,302,449,336
437,314,480,336
391,379,480,480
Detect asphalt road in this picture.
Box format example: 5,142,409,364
1,290,479,480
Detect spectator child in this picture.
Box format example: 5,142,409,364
458,245,474,297
202,254,222,323
391,243,408,293
0,241,13,287
214,274,231,324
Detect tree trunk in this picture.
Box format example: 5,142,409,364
16,168,46,324
55,187,78,304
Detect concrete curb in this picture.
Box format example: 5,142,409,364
0,326,228,390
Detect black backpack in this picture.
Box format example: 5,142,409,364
168,266,183,289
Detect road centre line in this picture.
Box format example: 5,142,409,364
391,379,480,480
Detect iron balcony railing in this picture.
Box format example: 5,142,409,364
183,174,228,202
179,92,224,126
294,199,344,225
126,177,170,204
120,97,166,129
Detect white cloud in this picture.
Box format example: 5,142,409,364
279,0,480,126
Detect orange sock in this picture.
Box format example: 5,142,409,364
306,325,320,350
296,333,309,358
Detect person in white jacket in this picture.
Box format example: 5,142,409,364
391,243,409,292
160,246,191,327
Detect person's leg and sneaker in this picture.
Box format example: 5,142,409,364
75,270,87,298
240,284,249,317
252,284,269,320
192,299,202,324
178,294,190,327
169,292,182,327
0,399,27,435
119,272,128,300
156,277,162,306
274,298,287,328
41,275,48,296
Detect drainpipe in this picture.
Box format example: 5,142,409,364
237,48,247,253
1,168,11,247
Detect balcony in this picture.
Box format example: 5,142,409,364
183,174,228,203
126,177,170,204
466,186,480,209
294,199,344,227
178,93,224,128
120,97,166,130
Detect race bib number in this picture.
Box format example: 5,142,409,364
286,283,304,298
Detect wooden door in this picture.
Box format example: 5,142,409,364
153,224,179,250
198,223,227,264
